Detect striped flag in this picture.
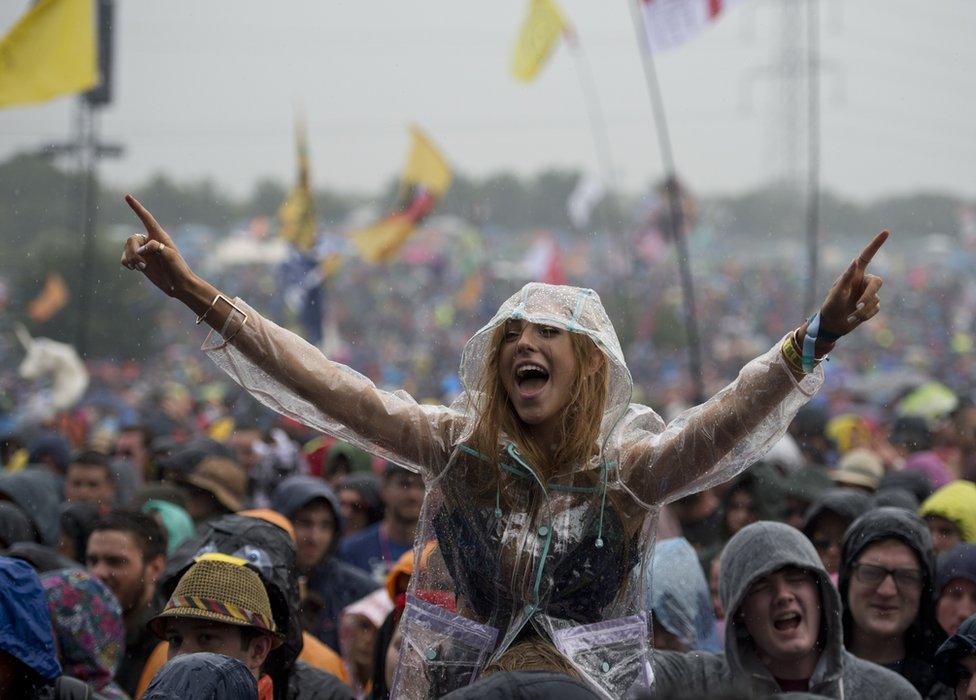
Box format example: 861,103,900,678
640,0,744,53
351,126,452,264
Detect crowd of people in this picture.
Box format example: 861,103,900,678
2,200,976,699
9,395,976,698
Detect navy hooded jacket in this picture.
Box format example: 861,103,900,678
271,475,378,650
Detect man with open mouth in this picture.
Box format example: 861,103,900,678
652,521,920,698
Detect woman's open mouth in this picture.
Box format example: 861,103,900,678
515,364,550,398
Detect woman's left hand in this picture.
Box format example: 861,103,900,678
818,230,889,338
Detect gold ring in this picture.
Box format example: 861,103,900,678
158,243,166,253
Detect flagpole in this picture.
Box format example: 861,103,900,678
804,0,821,313
627,0,705,404
565,32,618,191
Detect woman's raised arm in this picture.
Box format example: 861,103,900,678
622,231,889,506
120,195,460,475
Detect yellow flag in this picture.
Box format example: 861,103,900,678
351,215,417,265
27,272,69,323
351,126,452,264
278,117,316,251
510,0,568,83
0,0,98,108
401,125,452,197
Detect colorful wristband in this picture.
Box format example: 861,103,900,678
802,313,821,374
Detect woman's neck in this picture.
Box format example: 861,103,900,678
525,422,560,466
850,627,906,665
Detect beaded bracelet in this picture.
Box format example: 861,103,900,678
781,335,808,374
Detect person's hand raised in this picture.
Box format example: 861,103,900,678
818,230,888,338
119,195,194,297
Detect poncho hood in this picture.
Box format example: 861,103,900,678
920,480,976,543
0,556,61,681
647,537,720,652
459,283,632,448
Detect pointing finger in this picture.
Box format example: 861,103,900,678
125,194,163,236
857,230,890,267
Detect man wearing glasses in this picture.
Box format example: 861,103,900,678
839,507,952,698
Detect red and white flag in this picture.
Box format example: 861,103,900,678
640,0,743,53
524,232,566,285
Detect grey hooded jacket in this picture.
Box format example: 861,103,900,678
651,521,920,699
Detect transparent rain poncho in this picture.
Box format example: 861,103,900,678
203,283,823,698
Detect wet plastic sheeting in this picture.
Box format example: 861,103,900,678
204,282,822,697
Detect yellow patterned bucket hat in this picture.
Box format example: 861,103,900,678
149,553,282,646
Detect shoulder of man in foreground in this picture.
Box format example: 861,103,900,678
285,660,356,700
840,651,923,700
650,649,730,695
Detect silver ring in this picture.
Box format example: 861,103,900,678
137,233,148,243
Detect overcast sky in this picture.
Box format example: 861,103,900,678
1,0,974,201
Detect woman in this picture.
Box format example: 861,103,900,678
121,195,886,698
41,568,129,699
920,480,976,554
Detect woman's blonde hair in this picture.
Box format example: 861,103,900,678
468,322,609,479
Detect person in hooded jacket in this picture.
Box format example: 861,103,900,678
41,568,129,700
337,473,385,536
647,537,721,653
271,475,378,650
651,521,919,699
802,488,873,578
839,507,951,698
935,613,976,700
122,197,889,698
141,653,256,700
880,470,936,506
0,498,37,547
0,556,92,699
920,482,976,555
935,545,976,638
152,514,353,700
0,468,62,547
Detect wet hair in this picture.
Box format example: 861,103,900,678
91,510,167,562
59,502,100,562
469,323,609,479
482,636,581,681
119,424,154,448
69,450,112,478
